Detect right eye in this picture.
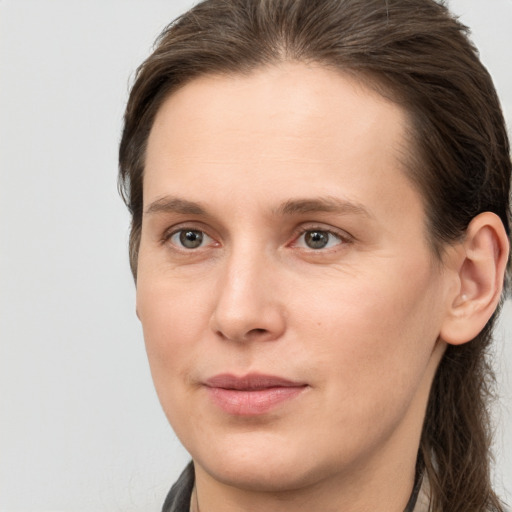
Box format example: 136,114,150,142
168,229,214,249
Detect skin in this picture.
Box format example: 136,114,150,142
136,63,502,512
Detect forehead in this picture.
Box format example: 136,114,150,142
144,62,416,220
148,63,409,162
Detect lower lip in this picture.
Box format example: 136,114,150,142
206,386,306,416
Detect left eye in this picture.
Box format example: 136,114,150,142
294,230,343,250
169,229,213,249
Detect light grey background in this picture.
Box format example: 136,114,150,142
0,1,511,510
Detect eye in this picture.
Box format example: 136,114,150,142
294,229,344,250
168,229,213,249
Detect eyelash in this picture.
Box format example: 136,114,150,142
290,226,351,251
162,226,216,251
162,225,352,252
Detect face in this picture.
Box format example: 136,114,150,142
137,63,452,492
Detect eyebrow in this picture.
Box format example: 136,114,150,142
144,195,372,219
273,197,373,218
145,196,207,216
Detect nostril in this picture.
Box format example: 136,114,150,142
248,328,267,336
243,328,271,341
214,327,275,342
211,304,286,342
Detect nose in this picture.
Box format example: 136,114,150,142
209,249,287,343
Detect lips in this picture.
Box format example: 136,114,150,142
204,373,308,416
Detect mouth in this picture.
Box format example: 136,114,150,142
204,373,308,416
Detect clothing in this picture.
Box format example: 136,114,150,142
161,462,428,512
162,463,195,512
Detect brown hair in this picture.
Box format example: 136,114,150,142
118,1,511,510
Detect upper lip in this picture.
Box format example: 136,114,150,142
204,373,307,390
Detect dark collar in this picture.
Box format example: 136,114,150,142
162,462,423,512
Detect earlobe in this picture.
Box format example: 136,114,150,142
440,212,509,346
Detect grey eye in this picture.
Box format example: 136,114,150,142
304,231,330,249
176,229,205,249
294,229,343,250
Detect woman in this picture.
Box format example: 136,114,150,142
118,0,511,510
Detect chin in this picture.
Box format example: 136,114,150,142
202,456,319,493
187,429,346,493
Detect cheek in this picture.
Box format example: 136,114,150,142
292,259,443,397
136,270,214,398
281,263,443,461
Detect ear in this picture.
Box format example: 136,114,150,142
440,212,509,345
